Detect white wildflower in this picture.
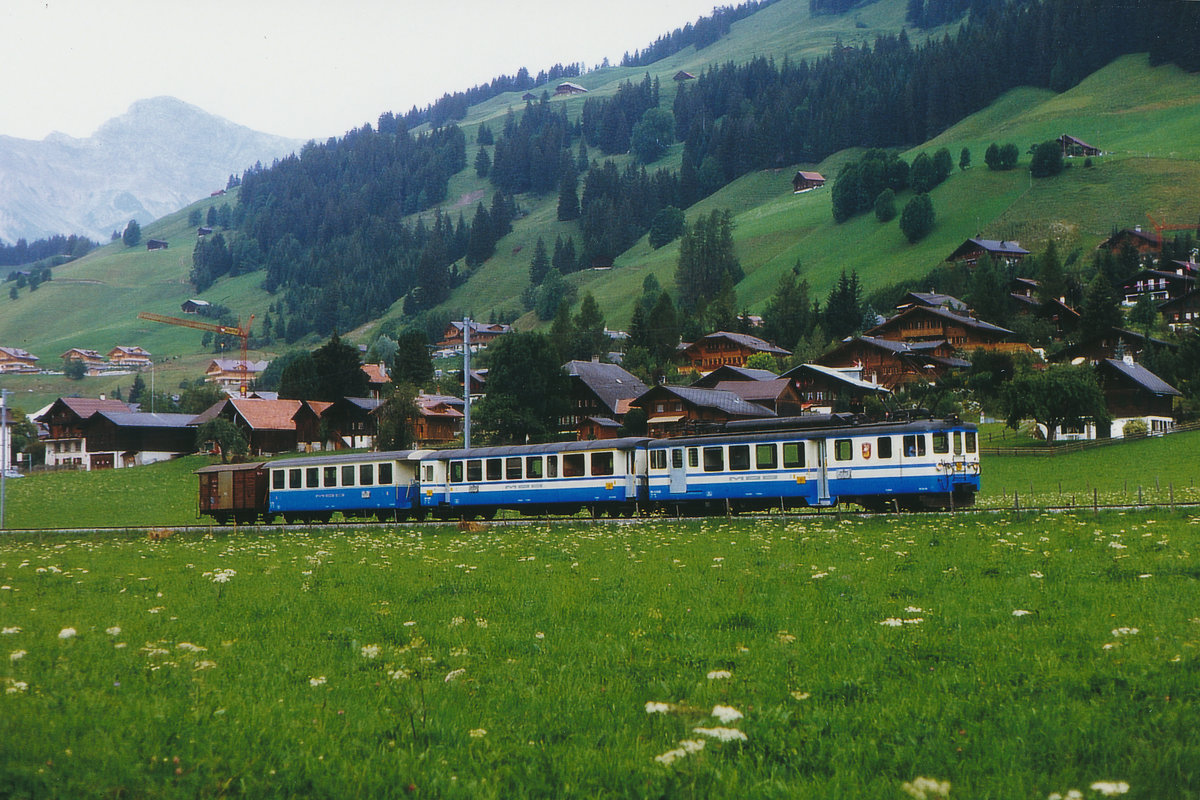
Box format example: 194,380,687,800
1111,627,1139,637
790,690,811,701
9,649,26,661
1108,542,1127,550
1089,782,1129,797
905,606,924,613
711,705,743,724
309,676,327,687
1,626,20,635
903,617,924,624
654,747,686,766
177,642,207,652
193,660,217,670
105,626,121,636
475,618,488,628
6,679,29,694
879,618,904,627
444,668,466,682
403,621,417,627
387,668,412,680
645,701,671,714
361,644,381,659
58,627,76,639
535,631,545,639
468,728,487,738
1012,609,1032,617
1030,571,1044,579
706,669,732,680
777,631,797,643
901,776,951,799
811,572,829,579
450,616,465,627
692,726,748,742
680,739,705,753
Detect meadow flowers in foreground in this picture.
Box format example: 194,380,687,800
0,511,1195,798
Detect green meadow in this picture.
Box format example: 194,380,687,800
1,512,1196,798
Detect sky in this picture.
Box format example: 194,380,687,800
1,0,721,142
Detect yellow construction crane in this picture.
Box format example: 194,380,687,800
137,312,256,396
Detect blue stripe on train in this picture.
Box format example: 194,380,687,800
270,485,418,513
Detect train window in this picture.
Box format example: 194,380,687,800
591,452,614,476
756,443,777,469
306,468,319,488
381,463,393,484
563,453,585,477
650,450,667,470
342,465,355,486
688,448,699,468
672,449,684,469
450,462,464,483
467,460,482,482
783,442,804,468
289,468,302,489
526,456,543,479
965,431,977,453
506,457,522,480
421,465,431,483
877,437,893,459
903,435,926,457
272,470,285,490
324,466,338,487
953,432,963,456
360,464,375,486
547,456,558,478
703,447,724,472
729,445,750,471
834,439,853,461
932,432,949,454
486,459,502,481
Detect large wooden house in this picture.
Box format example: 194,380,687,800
780,363,891,414
191,397,301,455
562,359,648,438
106,346,152,368
815,336,968,389
678,331,791,374
80,411,195,469
945,238,1029,267
630,385,774,437
413,392,464,444
437,321,511,353
205,359,270,391
1096,357,1180,438
0,346,39,374
37,396,134,469
1119,265,1196,305
1057,134,1101,158
1158,289,1200,330
865,305,1016,353
1097,227,1161,257
791,171,826,193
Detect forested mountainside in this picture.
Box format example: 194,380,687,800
185,0,1199,343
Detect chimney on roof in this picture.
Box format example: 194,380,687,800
1135,226,1142,233
591,355,599,363
99,393,106,401
1123,352,1135,366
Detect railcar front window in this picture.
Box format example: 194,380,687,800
591,452,614,476
783,442,804,468
688,448,699,468
506,457,522,480
834,439,853,462
272,470,285,490
450,462,464,483
965,431,977,453
932,432,949,454
526,456,543,479
729,445,750,471
703,447,724,472
379,463,393,484
486,459,502,481
342,465,355,486
756,443,777,469
360,464,375,486
466,460,482,482
877,437,893,459
289,468,302,489
903,435,926,457
306,468,319,488
324,466,338,487
953,432,963,455
563,453,586,477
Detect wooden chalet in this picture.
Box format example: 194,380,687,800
325,397,381,449
1120,266,1196,305
781,363,890,414
896,291,968,314
814,336,968,389
689,365,778,388
945,238,1029,267
106,345,152,368
1008,278,1080,337
81,411,195,469
1057,134,1101,158
37,396,134,469
673,70,697,81
711,379,804,416
361,363,389,399
562,359,648,437
866,305,1016,352
438,321,511,352
205,359,270,391
0,346,39,374
554,82,588,95
1097,227,1161,256
291,401,333,451
181,298,210,314
145,239,169,251
191,397,301,455
1158,288,1200,330
60,348,105,369
522,92,538,102
630,385,774,437
1052,327,1177,365
679,331,791,374
791,171,826,193
413,392,464,444
1096,357,1179,438
197,226,213,236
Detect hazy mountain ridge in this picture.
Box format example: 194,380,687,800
0,97,303,244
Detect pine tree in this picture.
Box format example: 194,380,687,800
529,237,551,286
556,166,580,221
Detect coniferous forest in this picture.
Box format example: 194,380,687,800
209,0,1200,342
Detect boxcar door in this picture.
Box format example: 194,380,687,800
815,439,831,505
668,447,687,493
217,469,234,510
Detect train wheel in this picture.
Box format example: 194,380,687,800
212,513,230,526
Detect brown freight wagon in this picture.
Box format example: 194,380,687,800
195,462,269,524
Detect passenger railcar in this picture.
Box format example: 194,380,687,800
418,438,650,518
644,418,979,512
266,450,431,522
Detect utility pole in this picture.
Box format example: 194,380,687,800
462,318,471,449
1,388,9,529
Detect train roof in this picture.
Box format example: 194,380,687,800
194,461,267,474
262,450,434,469
653,417,976,448
431,437,651,460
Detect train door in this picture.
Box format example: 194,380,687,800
668,447,687,493
216,469,234,510
815,439,831,504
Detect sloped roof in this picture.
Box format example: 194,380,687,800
900,292,968,312
869,304,1012,337
782,363,891,394
194,398,301,430
690,365,778,387
641,385,775,418
684,331,791,357
1101,359,1181,397
92,411,196,428
208,359,270,373
946,238,1030,260
565,360,649,414
38,397,133,422
713,379,793,403
0,346,37,361
361,363,388,384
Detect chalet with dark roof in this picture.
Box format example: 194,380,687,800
562,359,648,438
555,82,588,95
781,363,891,414
191,397,301,455
291,401,333,451
945,238,1029,267
689,365,778,388
60,348,105,369
896,292,968,314
1158,288,1200,330
81,411,196,469
712,379,804,416
1098,227,1161,256
1008,278,1080,337
1097,357,1179,437
791,171,826,193
438,321,511,352
866,305,1015,352
630,385,774,437
673,70,697,81
0,346,39,374
181,298,210,314
37,396,134,469
1120,266,1196,305
1057,134,1101,158
145,239,169,251
327,397,382,449
679,331,791,373
814,336,967,389
1052,327,1177,365
413,392,464,444
107,346,152,368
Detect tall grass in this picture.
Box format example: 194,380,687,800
1,512,1196,798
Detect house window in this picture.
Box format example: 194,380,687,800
783,442,804,468
563,453,585,477
703,447,724,472
756,444,777,469
591,452,614,476
729,445,750,471
342,465,355,486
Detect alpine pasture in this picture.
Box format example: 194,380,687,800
2,510,1196,798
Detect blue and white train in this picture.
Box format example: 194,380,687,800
196,416,981,523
